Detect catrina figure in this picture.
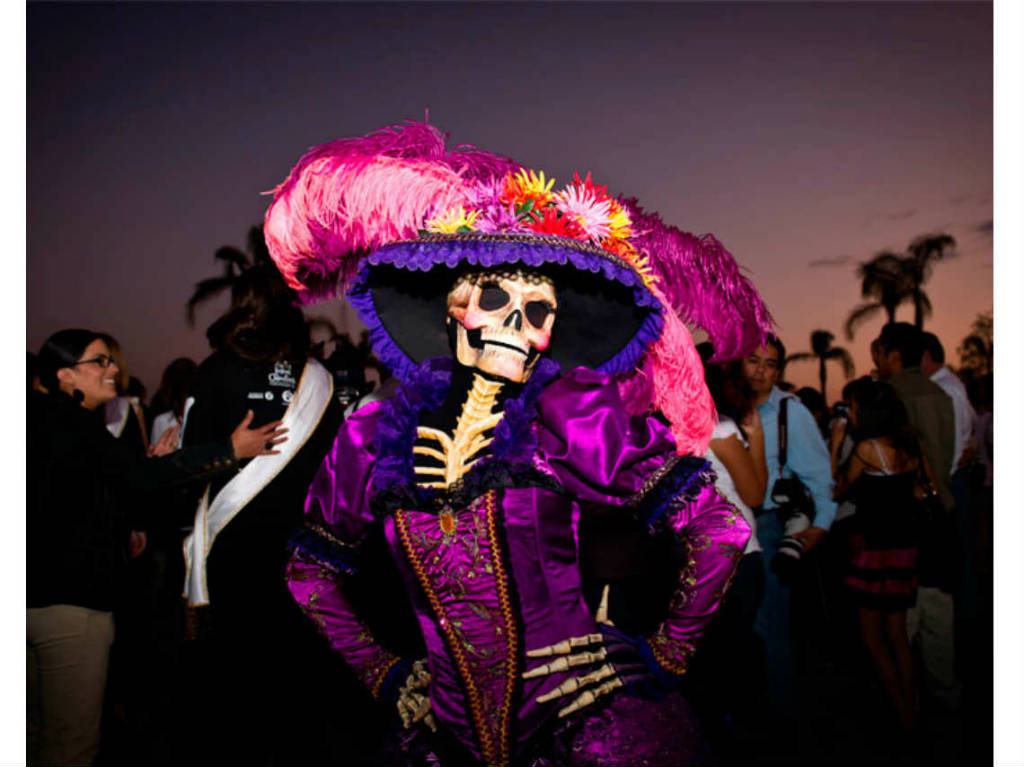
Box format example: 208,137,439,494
263,120,774,767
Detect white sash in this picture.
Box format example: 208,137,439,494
183,359,333,606
105,397,131,438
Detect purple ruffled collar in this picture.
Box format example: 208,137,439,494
370,355,562,505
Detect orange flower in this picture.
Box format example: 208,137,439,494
501,169,556,208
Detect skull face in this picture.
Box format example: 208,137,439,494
447,268,557,383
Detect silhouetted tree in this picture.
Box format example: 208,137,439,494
845,233,955,337
904,233,956,328
845,252,912,339
958,310,993,376
186,225,275,324
786,329,855,397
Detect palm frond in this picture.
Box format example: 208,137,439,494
246,225,274,267
844,302,884,340
785,352,815,365
826,347,856,378
186,276,236,325
213,246,250,275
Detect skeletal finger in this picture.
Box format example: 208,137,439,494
410,695,432,723
522,647,608,679
397,698,412,728
423,711,438,733
557,677,624,718
596,583,615,626
535,663,617,703
526,633,603,658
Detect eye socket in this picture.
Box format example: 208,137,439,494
478,283,510,311
525,301,554,329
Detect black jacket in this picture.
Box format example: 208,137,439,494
27,390,239,611
182,350,342,621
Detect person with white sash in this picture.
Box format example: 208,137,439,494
178,264,349,765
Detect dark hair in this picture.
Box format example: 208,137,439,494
703,356,756,431
206,266,309,362
920,331,945,364
127,376,146,400
795,387,826,417
968,372,993,411
37,328,101,393
878,322,923,368
842,375,874,402
151,358,199,420
849,380,921,464
764,334,786,374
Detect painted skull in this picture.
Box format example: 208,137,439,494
446,268,558,383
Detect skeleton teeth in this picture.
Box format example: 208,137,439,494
483,341,527,356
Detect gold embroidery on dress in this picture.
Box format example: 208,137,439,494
414,374,504,488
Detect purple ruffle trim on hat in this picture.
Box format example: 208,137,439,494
370,355,561,496
346,236,665,382
346,279,422,384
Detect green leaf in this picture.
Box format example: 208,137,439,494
515,199,535,216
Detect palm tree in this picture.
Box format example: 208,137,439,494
786,330,855,397
958,310,993,376
904,233,956,329
844,232,956,338
844,252,912,339
186,225,275,324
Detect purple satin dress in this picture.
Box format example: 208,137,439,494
286,363,749,766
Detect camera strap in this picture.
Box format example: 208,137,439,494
778,396,790,476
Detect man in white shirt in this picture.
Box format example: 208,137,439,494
921,332,979,627
921,333,975,473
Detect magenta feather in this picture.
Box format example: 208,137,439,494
617,284,716,456
621,198,774,362
263,120,521,299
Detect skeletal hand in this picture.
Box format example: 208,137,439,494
396,659,438,733
521,584,654,718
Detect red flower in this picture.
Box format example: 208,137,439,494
571,171,610,202
526,207,583,239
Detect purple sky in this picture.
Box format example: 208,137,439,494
27,1,992,403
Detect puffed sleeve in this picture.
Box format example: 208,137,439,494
535,367,680,506
537,367,750,678
285,402,404,700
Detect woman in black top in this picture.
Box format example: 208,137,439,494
27,328,284,767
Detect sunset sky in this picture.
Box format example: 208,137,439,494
17,1,1023,760
27,1,992,403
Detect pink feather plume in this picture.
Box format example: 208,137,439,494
263,120,521,300
618,284,717,456
621,198,774,362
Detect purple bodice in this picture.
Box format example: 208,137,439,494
286,365,750,765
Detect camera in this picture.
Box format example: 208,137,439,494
769,477,815,583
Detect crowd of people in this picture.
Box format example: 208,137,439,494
25,119,994,767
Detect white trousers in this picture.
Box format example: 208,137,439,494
27,605,115,766
906,586,962,710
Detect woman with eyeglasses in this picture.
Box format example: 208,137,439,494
27,328,286,767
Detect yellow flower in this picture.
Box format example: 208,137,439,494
504,169,556,207
605,200,634,240
425,207,480,234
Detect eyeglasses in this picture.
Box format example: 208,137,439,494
73,354,117,369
